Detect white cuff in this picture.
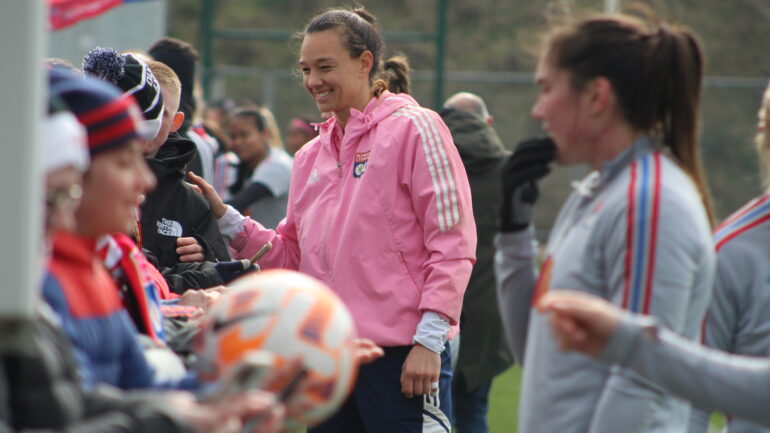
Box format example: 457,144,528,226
412,311,450,354
217,205,246,241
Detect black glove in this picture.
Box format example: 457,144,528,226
214,260,257,284
500,137,557,232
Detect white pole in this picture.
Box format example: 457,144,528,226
604,0,621,13
0,0,46,318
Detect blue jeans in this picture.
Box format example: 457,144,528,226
452,371,492,433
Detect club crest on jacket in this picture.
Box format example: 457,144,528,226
353,151,370,178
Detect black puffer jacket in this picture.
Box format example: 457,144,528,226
143,249,224,295
140,133,230,269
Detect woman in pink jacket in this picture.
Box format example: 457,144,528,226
191,7,476,433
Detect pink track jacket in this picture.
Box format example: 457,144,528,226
224,92,476,346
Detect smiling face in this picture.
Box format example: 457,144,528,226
75,140,156,237
286,126,311,156
531,54,595,166
298,29,373,126
229,115,270,169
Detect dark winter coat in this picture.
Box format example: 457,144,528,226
140,133,230,269
441,108,515,391
0,305,194,433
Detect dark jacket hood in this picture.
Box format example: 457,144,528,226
440,108,509,174
149,133,197,178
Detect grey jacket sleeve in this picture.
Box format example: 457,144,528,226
494,229,539,364
688,248,743,433
701,251,742,352
602,314,770,427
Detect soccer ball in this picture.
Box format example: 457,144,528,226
195,269,359,428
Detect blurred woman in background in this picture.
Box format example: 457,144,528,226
495,11,715,433
225,107,293,229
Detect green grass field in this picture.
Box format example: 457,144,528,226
487,366,521,432
485,366,725,433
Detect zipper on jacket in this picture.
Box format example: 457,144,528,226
337,161,342,177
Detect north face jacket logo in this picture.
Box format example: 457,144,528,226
156,218,182,237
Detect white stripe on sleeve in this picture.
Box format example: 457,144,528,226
393,106,460,232
419,108,460,226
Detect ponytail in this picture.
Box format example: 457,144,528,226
375,55,411,96
653,27,714,224
546,14,714,225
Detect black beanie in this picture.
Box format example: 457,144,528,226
82,47,165,139
148,40,196,122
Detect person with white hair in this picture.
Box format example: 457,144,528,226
440,92,513,433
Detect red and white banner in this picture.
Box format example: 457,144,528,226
49,0,151,31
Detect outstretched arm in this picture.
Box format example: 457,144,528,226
188,172,300,271
493,138,556,364
494,230,538,364
538,291,770,427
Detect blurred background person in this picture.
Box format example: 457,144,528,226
149,37,220,186
284,116,318,156
495,11,715,433
225,106,292,228
441,92,514,433
204,98,236,148
259,106,286,151
688,79,770,433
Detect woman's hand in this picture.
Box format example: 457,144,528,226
352,338,384,365
188,171,227,219
400,344,440,398
536,290,622,357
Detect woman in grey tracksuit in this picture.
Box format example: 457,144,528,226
495,13,716,433
688,81,770,433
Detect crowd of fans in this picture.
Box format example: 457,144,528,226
7,4,770,433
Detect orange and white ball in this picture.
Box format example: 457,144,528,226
195,270,358,428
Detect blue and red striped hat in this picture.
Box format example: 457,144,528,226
49,66,145,155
